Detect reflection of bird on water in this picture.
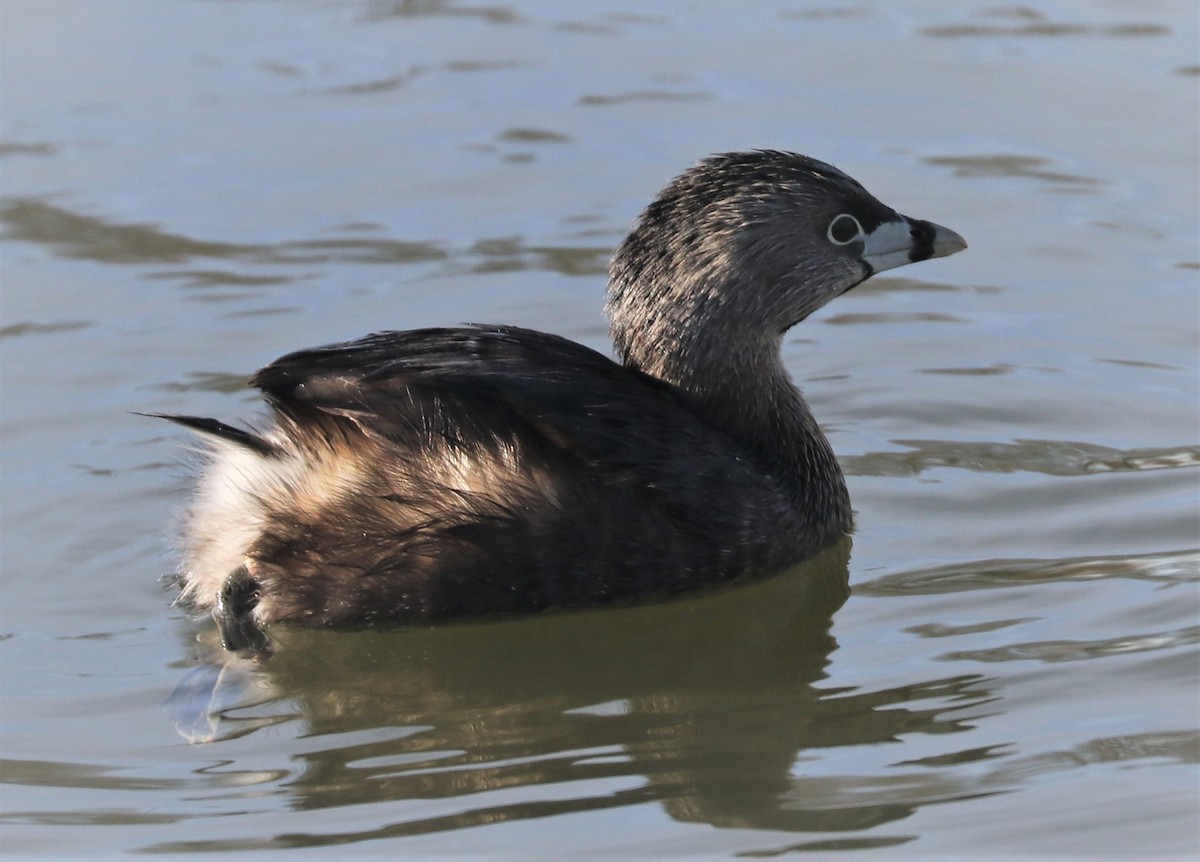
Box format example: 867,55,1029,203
163,539,990,842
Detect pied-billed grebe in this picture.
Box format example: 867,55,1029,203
158,150,965,651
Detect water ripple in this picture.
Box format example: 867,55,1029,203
0,199,447,266
942,625,1200,664
0,321,91,340
923,154,1102,188
845,439,1200,478
856,549,1200,597
921,7,1170,40
0,198,619,279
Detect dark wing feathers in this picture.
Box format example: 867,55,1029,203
250,325,766,508
252,326,625,400
255,325,659,441
142,412,275,456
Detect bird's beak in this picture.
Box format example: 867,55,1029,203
861,216,967,276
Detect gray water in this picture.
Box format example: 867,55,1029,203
2,0,1198,858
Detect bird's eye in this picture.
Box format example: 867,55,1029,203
827,213,863,245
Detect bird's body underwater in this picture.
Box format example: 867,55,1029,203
158,150,966,652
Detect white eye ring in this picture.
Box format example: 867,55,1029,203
827,213,864,245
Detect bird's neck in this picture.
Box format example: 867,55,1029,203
612,307,851,531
